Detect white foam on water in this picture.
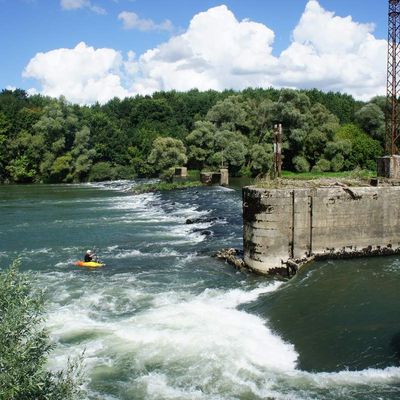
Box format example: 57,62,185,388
164,223,211,244
90,186,217,252
153,248,183,257
299,366,400,387
107,284,298,398
214,186,236,192
47,280,294,392
196,281,284,309
113,249,144,259
54,258,76,268
88,180,139,192
25,247,52,255
103,193,212,235
107,193,157,211
173,252,200,268
169,205,209,219
134,373,213,400
110,247,185,259
48,303,110,341
41,269,400,400
14,222,29,228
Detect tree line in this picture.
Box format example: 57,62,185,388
0,87,385,183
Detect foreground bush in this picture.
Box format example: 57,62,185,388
0,261,84,399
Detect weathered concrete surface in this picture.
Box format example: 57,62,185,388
243,185,400,275
200,169,229,186
220,168,229,186
174,167,188,177
377,155,400,179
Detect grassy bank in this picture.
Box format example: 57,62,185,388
281,169,375,180
253,169,375,189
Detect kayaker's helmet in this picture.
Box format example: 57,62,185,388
86,250,91,254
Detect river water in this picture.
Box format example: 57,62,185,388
1,181,400,400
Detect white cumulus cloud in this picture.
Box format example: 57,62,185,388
23,42,130,104
278,0,386,99
25,1,387,104
118,11,173,32
130,5,278,93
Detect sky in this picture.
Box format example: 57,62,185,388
0,0,388,104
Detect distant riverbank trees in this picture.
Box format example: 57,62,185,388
0,87,384,183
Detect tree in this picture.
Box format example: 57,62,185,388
0,112,11,180
6,130,45,182
303,128,330,165
206,95,250,134
69,126,95,182
355,103,385,142
147,137,187,173
32,99,80,182
88,111,130,165
0,86,384,181
271,91,340,170
248,143,273,175
33,100,76,148
89,162,116,181
292,156,310,173
186,121,217,169
323,140,352,171
6,156,36,183
209,129,248,174
0,261,83,399
302,89,359,124
335,124,383,170
0,89,29,134
312,158,331,172
245,98,274,144
51,153,73,182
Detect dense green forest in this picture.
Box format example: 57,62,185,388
0,87,385,183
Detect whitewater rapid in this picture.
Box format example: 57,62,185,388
2,181,400,399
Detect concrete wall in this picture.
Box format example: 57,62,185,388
220,168,229,186
377,155,400,179
200,169,229,186
243,186,400,274
174,167,188,177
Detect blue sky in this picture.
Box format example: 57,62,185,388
0,0,388,103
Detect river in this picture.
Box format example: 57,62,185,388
1,181,400,399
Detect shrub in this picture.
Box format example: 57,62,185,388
292,156,310,172
113,164,136,180
88,162,115,181
312,158,331,172
335,124,383,170
330,154,345,172
159,167,175,182
0,261,84,399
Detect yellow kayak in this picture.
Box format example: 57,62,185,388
74,261,105,268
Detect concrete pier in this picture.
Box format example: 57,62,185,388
377,155,400,179
174,167,188,178
243,185,400,274
200,169,229,186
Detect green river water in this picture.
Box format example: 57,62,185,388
1,182,400,399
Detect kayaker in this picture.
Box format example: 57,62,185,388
84,250,94,262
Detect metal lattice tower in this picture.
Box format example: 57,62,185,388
387,0,400,155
